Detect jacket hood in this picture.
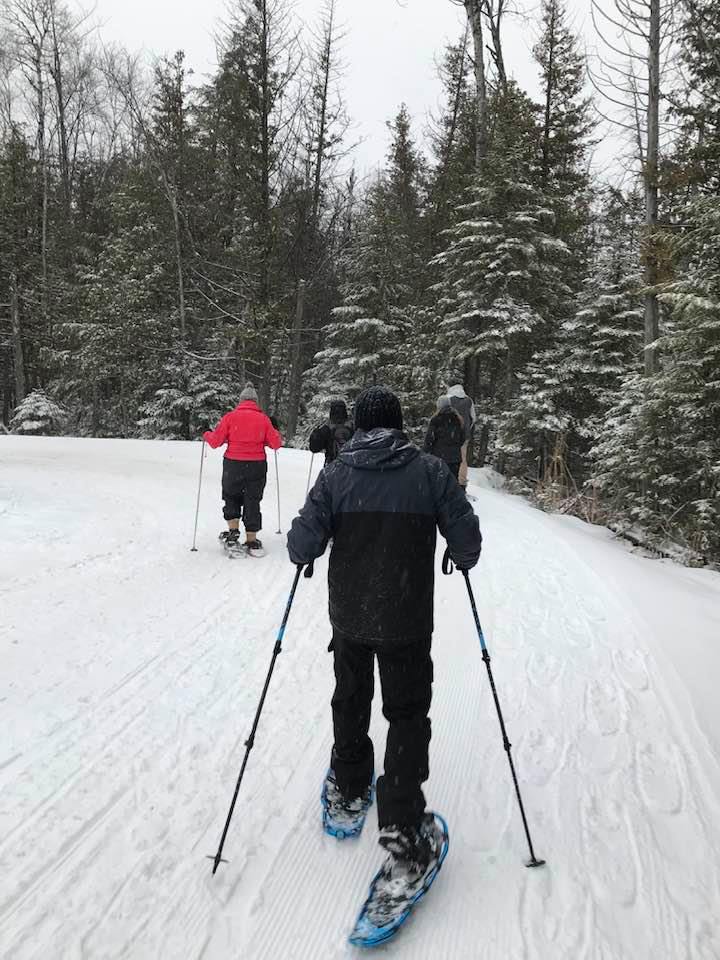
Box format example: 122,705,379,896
338,428,419,471
236,400,260,411
447,385,467,398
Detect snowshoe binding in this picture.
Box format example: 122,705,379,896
219,529,244,558
321,769,373,839
244,538,266,558
349,812,449,947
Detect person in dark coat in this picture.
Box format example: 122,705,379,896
423,395,465,480
447,384,476,489
287,385,481,882
308,400,353,465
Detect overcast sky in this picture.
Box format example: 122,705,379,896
85,0,617,177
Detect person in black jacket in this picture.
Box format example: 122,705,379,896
287,385,481,889
308,400,353,464
424,395,465,479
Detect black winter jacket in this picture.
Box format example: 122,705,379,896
287,428,482,641
308,420,354,463
424,409,464,465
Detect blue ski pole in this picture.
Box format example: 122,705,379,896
442,549,545,869
208,562,313,874
461,568,545,868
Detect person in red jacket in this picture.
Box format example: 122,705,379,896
203,383,282,555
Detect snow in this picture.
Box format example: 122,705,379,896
2,436,720,959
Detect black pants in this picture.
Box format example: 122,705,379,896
221,459,267,533
330,631,433,829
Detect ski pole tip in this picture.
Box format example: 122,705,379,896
526,857,546,869
207,854,229,874
190,547,198,552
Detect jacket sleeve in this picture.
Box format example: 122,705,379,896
308,423,329,454
203,414,230,449
434,462,482,570
264,416,283,450
287,469,333,565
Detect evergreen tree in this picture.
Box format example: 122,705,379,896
306,106,427,420
427,33,476,250
432,84,570,463
588,0,720,562
532,0,594,282
10,388,66,434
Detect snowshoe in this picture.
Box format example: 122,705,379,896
321,769,373,839
244,538,266,558
349,812,449,947
219,530,244,559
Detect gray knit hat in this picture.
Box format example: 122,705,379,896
437,395,451,411
239,382,258,403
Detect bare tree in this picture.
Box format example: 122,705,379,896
590,0,678,376
450,0,516,167
5,0,52,325
103,50,190,338
461,0,488,166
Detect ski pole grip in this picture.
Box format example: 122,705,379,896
303,560,315,579
442,547,455,576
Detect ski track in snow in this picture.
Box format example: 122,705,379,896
2,437,720,959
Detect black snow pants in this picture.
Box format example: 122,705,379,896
329,630,433,829
221,459,267,533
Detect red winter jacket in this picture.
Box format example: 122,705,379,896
203,401,282,461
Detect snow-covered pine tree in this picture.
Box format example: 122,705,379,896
432,84,571,457
492,3,597,479
533,0,594,248
589,0,720,563
560,190,645,462
426,32,476,252
138,349,237,439
10,389,66,435
305,106,428,425
591,197,720,561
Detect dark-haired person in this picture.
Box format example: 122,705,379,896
287,385,481,927
308,399,354,465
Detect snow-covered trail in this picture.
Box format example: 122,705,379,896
2,437,720,960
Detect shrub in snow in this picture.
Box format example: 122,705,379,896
10,390,67,436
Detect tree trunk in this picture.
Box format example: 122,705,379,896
285,280,307,440
485,0,508,93
259,0,272,306
9,272,27,403
464,0,488,167
311,2,335,239
644,0,661,376
163,175,187,339
51,11,72,216
541,0,557,183
34,48,50,333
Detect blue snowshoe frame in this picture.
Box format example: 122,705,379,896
349,812,450,948
321,773,375,840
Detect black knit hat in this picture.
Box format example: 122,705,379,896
354,386,403,432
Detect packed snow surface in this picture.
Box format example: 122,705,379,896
2,437,720,959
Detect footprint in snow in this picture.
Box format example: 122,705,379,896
635,740,685,816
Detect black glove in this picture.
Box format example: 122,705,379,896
299,560,315,579
442,547,472,575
